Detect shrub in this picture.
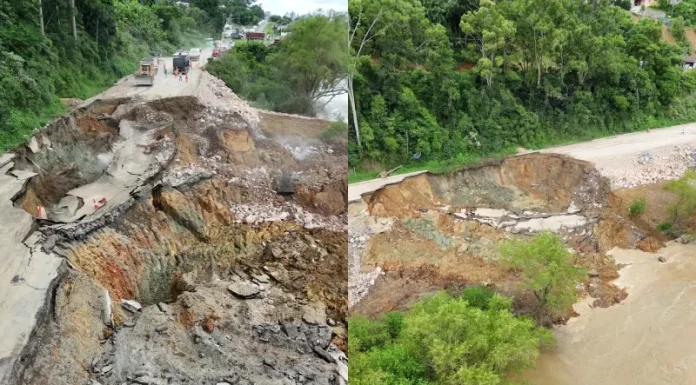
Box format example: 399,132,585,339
499,233,586,322
664,170,696,233
348,292,553,385
629,198,647,216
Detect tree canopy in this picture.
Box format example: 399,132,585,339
349,287,554,385
349,0,696,169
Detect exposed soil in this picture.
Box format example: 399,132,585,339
5,75,347,385
350,153,658,324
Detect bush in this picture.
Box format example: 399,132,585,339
664,170,696,233
500,233,586,322
657,221,674,233
349,292,553,385
629,198,647,216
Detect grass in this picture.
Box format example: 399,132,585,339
629,198,647,216
348,147,518,184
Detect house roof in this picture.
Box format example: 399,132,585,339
684,55,696,64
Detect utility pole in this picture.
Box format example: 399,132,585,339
39,0,45,36
70,0,77,41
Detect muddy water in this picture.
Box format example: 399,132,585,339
521,243,696,385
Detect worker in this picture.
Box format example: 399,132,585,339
185,74,189,83
179,72,183,82
164,66,168,77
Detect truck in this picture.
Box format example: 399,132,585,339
190,48,201,62
134,57,157,86
173,53,190,74
246,32,265,41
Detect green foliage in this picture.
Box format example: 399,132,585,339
629,198,647,216
0,0,256,153
459,285,496,310
657,221,674,232
664,170,696,232
208,14,348,116
499,233,586,321
322,119,348,140
349,0,696,170
349,291,553,385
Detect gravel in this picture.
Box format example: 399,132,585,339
599,145,696,189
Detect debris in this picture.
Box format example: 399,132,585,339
227,282,261,299
121,299,142,313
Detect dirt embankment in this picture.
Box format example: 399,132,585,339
350,153,661,322
6,74,348,385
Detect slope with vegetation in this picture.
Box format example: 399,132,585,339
348,0,696,174
207,13,349,117
0,0,263,153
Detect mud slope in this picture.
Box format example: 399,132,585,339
3,74,347,385
350,153,659,321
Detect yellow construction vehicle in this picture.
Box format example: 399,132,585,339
135,56,158,86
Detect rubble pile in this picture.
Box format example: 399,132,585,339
602,145,696,189
194,73,260,133
348,204,393,306
230,202,346,232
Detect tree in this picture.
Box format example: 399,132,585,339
348,0,429,148
500,233,586,322
460,0,515,87
271,13,348,114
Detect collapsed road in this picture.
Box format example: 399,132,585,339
349,125,696,383
0,58,347,385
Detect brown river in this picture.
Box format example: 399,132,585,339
521,242,696,385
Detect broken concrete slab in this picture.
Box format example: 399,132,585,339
0,153,14,168
9,169,38,180
0,162,61,383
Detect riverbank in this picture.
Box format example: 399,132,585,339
521,242,696,385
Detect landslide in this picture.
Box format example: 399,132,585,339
6,74,347,385
350,153,660,322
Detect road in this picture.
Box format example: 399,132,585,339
538,122,696,162
0,47,214,383
348,122,696,202
93,47,213,102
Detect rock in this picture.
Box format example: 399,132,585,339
658,256,667,263
302,302,327,325
121,299,142,313
312,346,335,363
637,152,653,165
203,317,215,333
101,364,113,373
155,325,169,333
251,273,270,284
227,282,260,299
157,302,171,313
567,202,580,214
588,270,599,278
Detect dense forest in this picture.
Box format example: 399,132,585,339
0,0,264,152
348,0,696,171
